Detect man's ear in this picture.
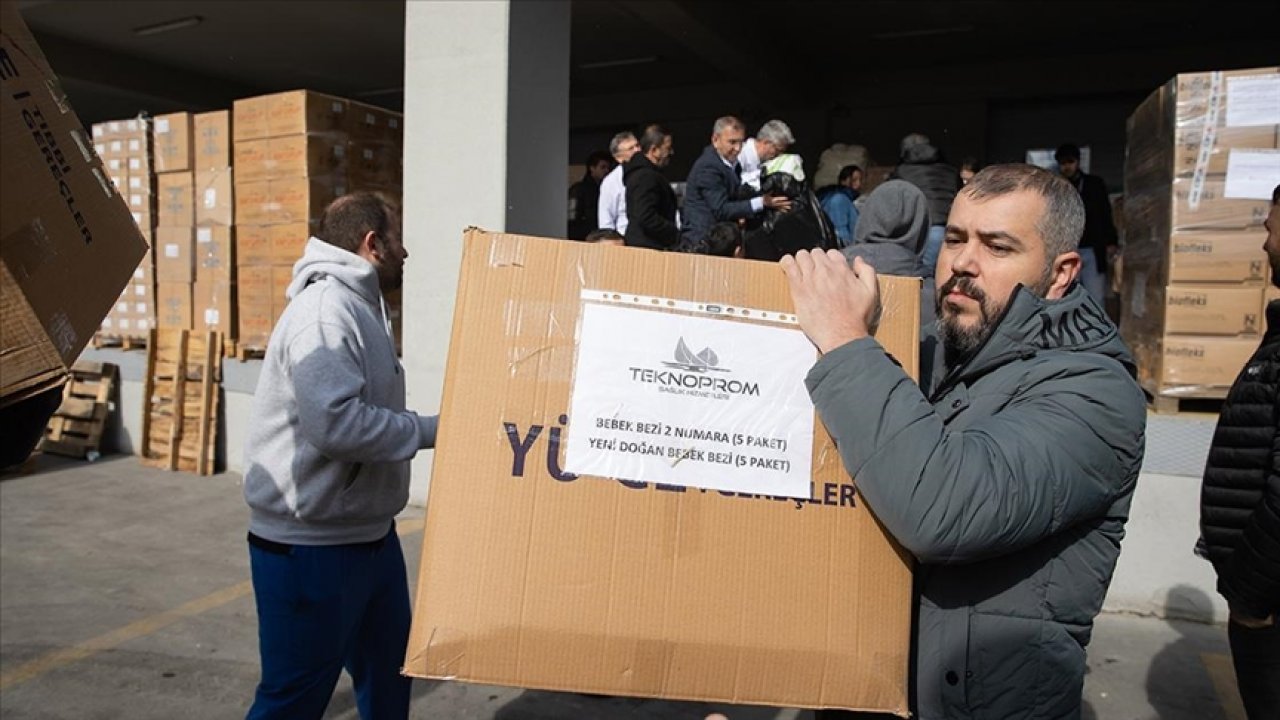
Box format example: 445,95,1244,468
1046,251,1081,300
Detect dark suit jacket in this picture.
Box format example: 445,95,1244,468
623,153,680,250
681,145,757,252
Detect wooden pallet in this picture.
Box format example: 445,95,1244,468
140,330,222,475
235,344,266,362
93,333,148,351
1149,394,1226,415
39,362,118,459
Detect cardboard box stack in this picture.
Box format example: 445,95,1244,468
94,117,156,341
1121,67,1280,399
232,90,403,350
193,110,236,340
153,112,196,331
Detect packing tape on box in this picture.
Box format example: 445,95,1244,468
581,288,799,327
1189,71,1223,213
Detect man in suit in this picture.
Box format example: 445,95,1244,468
623,124,679,251
681,116,792,254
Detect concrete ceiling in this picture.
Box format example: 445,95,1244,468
14,0,1280,127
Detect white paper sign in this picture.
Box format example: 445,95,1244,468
197,227,212,244
204,188,217,209
1227,76,1280,128
564,301,817,498
1225,149,1280,199
205,309,220,325
164,243,179,258
155,118,170,134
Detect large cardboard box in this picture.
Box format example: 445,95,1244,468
270,222,310,265
1160,335,1258,390
0,4,149,403
153,112,193,173
195,226,235,278
156,281,192,330
157,171,195,227
404,231,916,713
1172,177,1274,231
195,168,234,226
193,275,235,336
1164,285,1264,335
193,110,232,170
1168,231,1269,284
155,227,195,283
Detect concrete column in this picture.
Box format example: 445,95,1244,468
401,0,570,505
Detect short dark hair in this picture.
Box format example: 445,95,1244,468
960,156,979,172
706,222,740,257
639,124,670,153
838,165,862,183
586,150,611,168
1273,184,1280,206
317,191,400,255
584,229,623,243
1054,143,1081,162
962,164,1084,259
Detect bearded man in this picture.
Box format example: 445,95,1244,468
782,164,1147,720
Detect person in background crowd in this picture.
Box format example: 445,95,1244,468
623,124,679,251
890,133,960,277
738,119,795,191
959,156,980,186
784,164,1145,720
820,165,863,248
1197,184,1280,720
597,131,640,235
584,228,624,246
682,116,792,254
1055,143,1118,307
242,192,439,720
567,150,612,240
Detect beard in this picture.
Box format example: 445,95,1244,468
935,266,1054,368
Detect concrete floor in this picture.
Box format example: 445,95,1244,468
0,455,1249,720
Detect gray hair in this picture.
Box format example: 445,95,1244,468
756,119,794,147
609,131,636,158
712,116,743,136
900,132,931,156
962,164,1085,260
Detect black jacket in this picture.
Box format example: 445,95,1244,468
623,154,679,251
889,142,959,226
681,145,757,252
1067,171,1119,258
1200,299,1280,619
567,172,601,241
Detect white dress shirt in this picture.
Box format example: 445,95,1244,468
597,164,627,234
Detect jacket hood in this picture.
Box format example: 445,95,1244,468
901,141,941,164
853,180,930,252
940,283,1136,393
288,237,382,306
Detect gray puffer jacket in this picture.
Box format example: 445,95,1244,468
807,284,1146,720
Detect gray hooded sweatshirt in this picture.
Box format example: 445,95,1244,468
808,284,1146,720
243,237,437,545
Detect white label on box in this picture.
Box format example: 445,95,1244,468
564,299,816,499
205,309,220,325
130,194,143,207
120,319,131,330
1225,149,1280,199
108,158,121,171
332,101,343,113
129,158,142,170
133,268,144,280
129,176,143,189
95,142,106,155
136,303,147,314
128,139,141,152
140,319,151,330
93,125,104,138
204,188,217,209
126,120,139,132
117,302,128,313
155,117,170,134
110,140,122,152
197,227,213,244
364,112,375,125
165,243,180,258
135,284,146,296
109,121,121,133
1226,76,1280,127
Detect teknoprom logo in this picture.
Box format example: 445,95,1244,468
629,337,759,399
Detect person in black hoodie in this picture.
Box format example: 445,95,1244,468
623,124,678,251
890,133,960,276
1198,184,1280,720
1055,143,1118,307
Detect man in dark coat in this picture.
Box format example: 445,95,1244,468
623,125,678,251
681,116,792,254
567,151,611,240
1055,143,1118,307
784,164,1146,720
1198,184,1280,720
890,133,960,275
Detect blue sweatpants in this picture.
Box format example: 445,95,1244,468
246,525,412,720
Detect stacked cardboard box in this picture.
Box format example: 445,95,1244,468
153,112,196,331
94,117,156,340
193,110,236,340
1121,67,1280,399
232,90,404,350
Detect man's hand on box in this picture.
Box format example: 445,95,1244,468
781,249,881,354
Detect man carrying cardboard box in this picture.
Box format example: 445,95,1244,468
241,192,438,719
782,164,1147,719
1197,184,1280,720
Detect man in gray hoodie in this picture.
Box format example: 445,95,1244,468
242,192,438,719
784,165,1146,719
